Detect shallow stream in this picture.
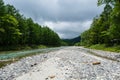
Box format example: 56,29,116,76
0,47,63,60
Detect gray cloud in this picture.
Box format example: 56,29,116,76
3,0,103,38
43,20,92,39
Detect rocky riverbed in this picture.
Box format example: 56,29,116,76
0,46,120,80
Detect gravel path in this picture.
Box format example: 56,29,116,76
0,46,120,80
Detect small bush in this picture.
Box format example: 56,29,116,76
89,44,120,52
38,45,47,49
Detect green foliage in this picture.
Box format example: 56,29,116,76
37,45,47,49
74,42,81,46
89,44,120,52
109,2,120,44
81,0,120,51
41,26,61,46
60,41,68,46
81,30,91,46
0,0,61,50
0,0,5,16
0,14,21,45
89,44,106,50
97,0,116,6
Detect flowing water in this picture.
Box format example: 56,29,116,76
0,47,63,60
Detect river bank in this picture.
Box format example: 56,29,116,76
0,47,120,80
0,47,63,68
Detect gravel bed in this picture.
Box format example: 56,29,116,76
0,47,120,80
79,47,120,62
0,52,56,80
55,47,120,80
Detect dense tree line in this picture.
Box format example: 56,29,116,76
81,0,120,46
0,0,61,50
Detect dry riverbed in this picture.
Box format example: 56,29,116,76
0,47,120,80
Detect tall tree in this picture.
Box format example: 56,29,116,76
5,4,19,16
0,14,21,45
0,0,5,16
98,0,116,6
108,1,120,44
0,0,61,50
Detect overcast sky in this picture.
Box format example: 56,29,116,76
4,0,104,39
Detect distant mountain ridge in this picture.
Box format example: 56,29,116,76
62,36,81,45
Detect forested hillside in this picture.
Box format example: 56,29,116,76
62,36,81,46
0,0,61,50
81,0,120,49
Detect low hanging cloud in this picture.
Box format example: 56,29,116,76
4,0,104,39
43,21,92,39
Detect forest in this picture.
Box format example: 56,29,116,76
80,0,120,51
0,0,61,50
1,0,120,51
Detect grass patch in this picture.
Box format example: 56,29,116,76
0,59,18,68
36,45,47,49
89,44,120,52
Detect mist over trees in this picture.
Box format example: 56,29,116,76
0,0,61,50
81,0,120,47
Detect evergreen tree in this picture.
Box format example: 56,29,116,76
81,0,120,46
0,0,61,50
